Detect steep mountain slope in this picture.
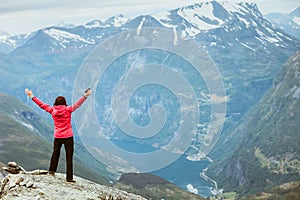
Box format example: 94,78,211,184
243,181,300,200
114,173,205,200
265,6,300,40
186,2,300,157
206,51,300,195
0,93,109,185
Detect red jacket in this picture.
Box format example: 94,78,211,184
32,96,87,138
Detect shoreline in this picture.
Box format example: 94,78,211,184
199,159,223,196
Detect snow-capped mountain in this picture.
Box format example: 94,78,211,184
0,31,33,54
265,6,300,40
55,21,77,29
85,15,129,28
43,28,95,49
152,1,263,36
4,1,297,60
153,1,295,49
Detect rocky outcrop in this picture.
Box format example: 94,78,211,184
2,162,48,175
0,162,146,200
206,51,300,194
0,173,146,200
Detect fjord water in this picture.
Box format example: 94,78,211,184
153,155,213,197
111,139,213,197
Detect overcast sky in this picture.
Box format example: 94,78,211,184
1,0,299,35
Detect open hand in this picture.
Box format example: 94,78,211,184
25,88,34,98
84,88,92,97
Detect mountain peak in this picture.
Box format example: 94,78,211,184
104,14,130,27
152,1,263,37
85,15,129,28
85,19,105,28
55,21,76,29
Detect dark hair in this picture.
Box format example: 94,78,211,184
54,96,67,106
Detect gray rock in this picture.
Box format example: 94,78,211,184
8,181,16,189
7,162,17,168
19,181,26,186
0,173,146,200
15,177,24,185
25,181,34,188
33,182,44,188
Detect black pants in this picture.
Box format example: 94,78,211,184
49,137,74,180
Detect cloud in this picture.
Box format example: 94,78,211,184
0,0,199,34
0,0,299,34
0,0,186,14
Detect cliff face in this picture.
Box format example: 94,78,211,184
0,173,146,200
206,52,300,194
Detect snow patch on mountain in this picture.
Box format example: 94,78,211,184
44,28,94,47
293,87,300,99
0,32,17,46
241,42,255,51
172,26,178,45
137,17,146,35
178,3,224,28
85,20,107,28
221,1,239,13
293,16,300,25
84,15,129,29
254,28,289,48
152,2,227,36
109,15,129,27
152,12,174,28
152,1,265,38
0,32,33,54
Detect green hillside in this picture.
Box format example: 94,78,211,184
0,92,109,185
243,181,300,200
114,173,206,200
206,52,300,196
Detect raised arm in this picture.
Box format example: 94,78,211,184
25,88,53,113
69,88,92,112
